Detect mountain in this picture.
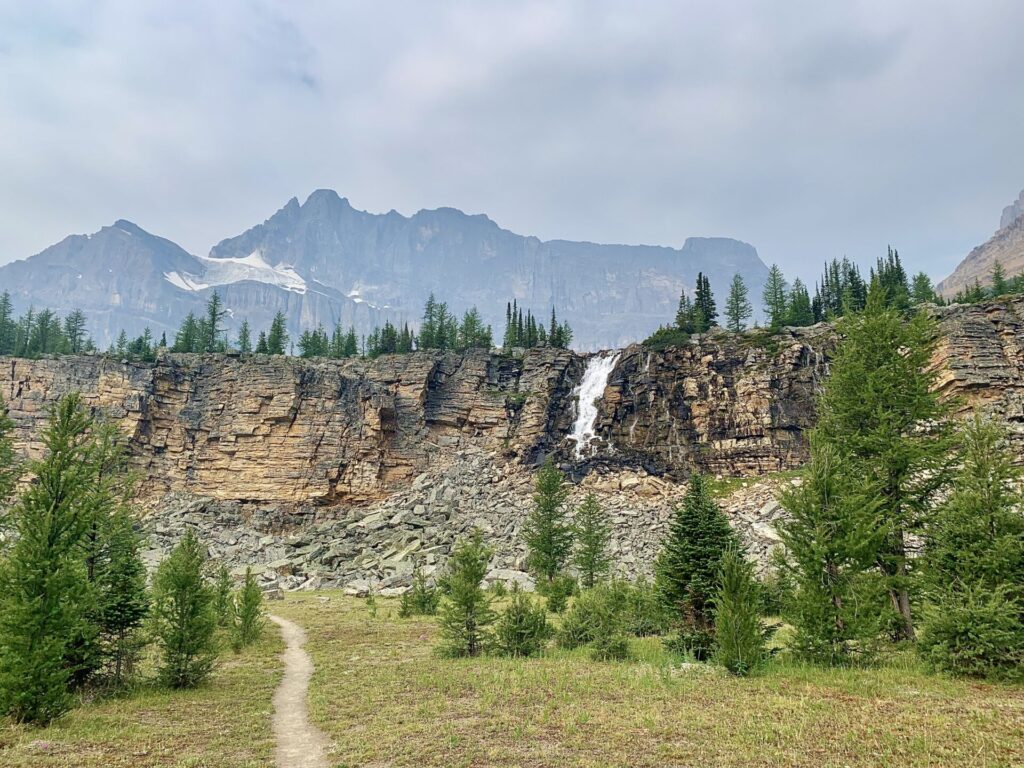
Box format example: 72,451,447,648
937,188,1024,298
0,190,769,350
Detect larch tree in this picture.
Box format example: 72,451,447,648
724,274,753,333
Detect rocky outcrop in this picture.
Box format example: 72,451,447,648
938,187,1024,298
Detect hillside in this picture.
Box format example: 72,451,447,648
937,188,1024,297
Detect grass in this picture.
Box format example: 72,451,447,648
274,592,1024,768
0,629,283,768
2,594,1022,767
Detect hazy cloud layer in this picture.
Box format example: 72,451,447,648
2,0,1023,283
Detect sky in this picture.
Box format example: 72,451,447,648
2,1,1023,285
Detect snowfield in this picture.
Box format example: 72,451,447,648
164,250,307,294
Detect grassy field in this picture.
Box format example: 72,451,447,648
0,629,283,768
3,593,1022,768
275,592,1024,768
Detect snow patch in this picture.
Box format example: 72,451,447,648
163,250,306,294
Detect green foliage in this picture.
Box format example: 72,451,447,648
0,293,97,357
556,582,628,660
785,279,815,327
641,324,690,351
0,395,19,512
812,256,866,321
714,548,765,676
724,273,753,333
501,300,571,350
911,272,938,305
762,264,788,330
539,574,576,614
0,396,97,723
236,319,252,355
437,531,496,657
214,564,234,628
814,287,951,640
523,460,574,588
778,442,885,665
621,577,667,637
399,568,439,618
494,585,551,657
919,416,1024,679
267,311,289,355
150,532,219,688
231,567,265,651
654,475,738,644
868,247,911,311
573,493,612,588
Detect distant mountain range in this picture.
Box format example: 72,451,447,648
0,190,770,350
937,188,1024,298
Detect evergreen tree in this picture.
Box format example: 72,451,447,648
437,531,496,657
495,585,551,657
654,475,738,657
202,290,227,352
814,287,951,641
714,547,766,675
62,310,88,353
778,442,885,664
675,290,696,333
919,416,1024,679
869,247,911,311
398,568,439,618
0,395,96,723
237,320,252,355
523,460,574,589
0,292,14,355
990,260,1009,297
724,274,753,333
150,531,218,688
173,312,201,353
231,567,264,651
213,564,234,627
693,272,717,331
0,395,19,507
267,312,288,355
94,507,149,685
911,272,938,305
255,331,269,354
762,264,788,330
785,279,815,326
573,494,612,588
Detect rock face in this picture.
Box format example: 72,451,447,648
937,187,1024,298
5,299,1024,592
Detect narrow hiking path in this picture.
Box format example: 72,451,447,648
268,615,331,768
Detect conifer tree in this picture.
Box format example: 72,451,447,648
990,260,1009,297
231,567,265,651
573,493,612,588
0,395,96,724
714,547,766,675
437,531,496,657
202,290,227,352
675,289,695,332
911,272,938,305
237,320,252,355
495,585,550,657
0,395,19,508
693,273,717,330
95,507,149,685
214,564,234,627
255,330,269,354
762,264,788,330
150,531,219,688
267,312,288,355
814,287,951,641
654,475,738,657
919,416,1024,679
724,274,753,333
778,442,884,664
523,460,574,589
786,279,815,326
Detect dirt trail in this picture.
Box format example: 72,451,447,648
268,615,331,768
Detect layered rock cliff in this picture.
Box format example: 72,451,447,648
4,299,1023,591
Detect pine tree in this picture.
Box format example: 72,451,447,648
0,292,14,355
237,320,252,355
654,475,738,657
814,286,951,641
202,290,227,352
523,460,574,589
762,264,788,330
693,273,717,331
573,494,612,588
95,507,149,685
0,395,96,723
675,289,696,333
714,548,766,675
990,260,1009,297
62,310,88,353
495,585,551,657
910,272,937,305
724,274,753,333
437,531,496,657
0,395,19,506
786,279,815,326
267,312,288,355
255,331,269,354
213,564,234,627
150,531,219,688
919,416,1024,679
231,567,265,651
778,442,885,664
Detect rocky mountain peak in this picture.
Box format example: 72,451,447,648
1000,188,1024,230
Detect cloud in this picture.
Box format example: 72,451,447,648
1,0,1023,287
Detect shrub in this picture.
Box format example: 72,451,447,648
495,586,551,657
150,532,219,688
714,548,766,676
437,531,496,657
540,574,576,614
642,325,690,351
399,569,439,618
232,567,265,651
213,564,234,628
664,629,715,662
487,580,509,599
622,577,666,637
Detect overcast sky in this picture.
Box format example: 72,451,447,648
2,1,1023,284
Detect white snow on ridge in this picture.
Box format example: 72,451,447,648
163,250,307,294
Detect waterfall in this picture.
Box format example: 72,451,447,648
569,351,621,458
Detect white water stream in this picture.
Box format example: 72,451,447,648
569,351,621,458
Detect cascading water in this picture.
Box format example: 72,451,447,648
569,351,621,458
